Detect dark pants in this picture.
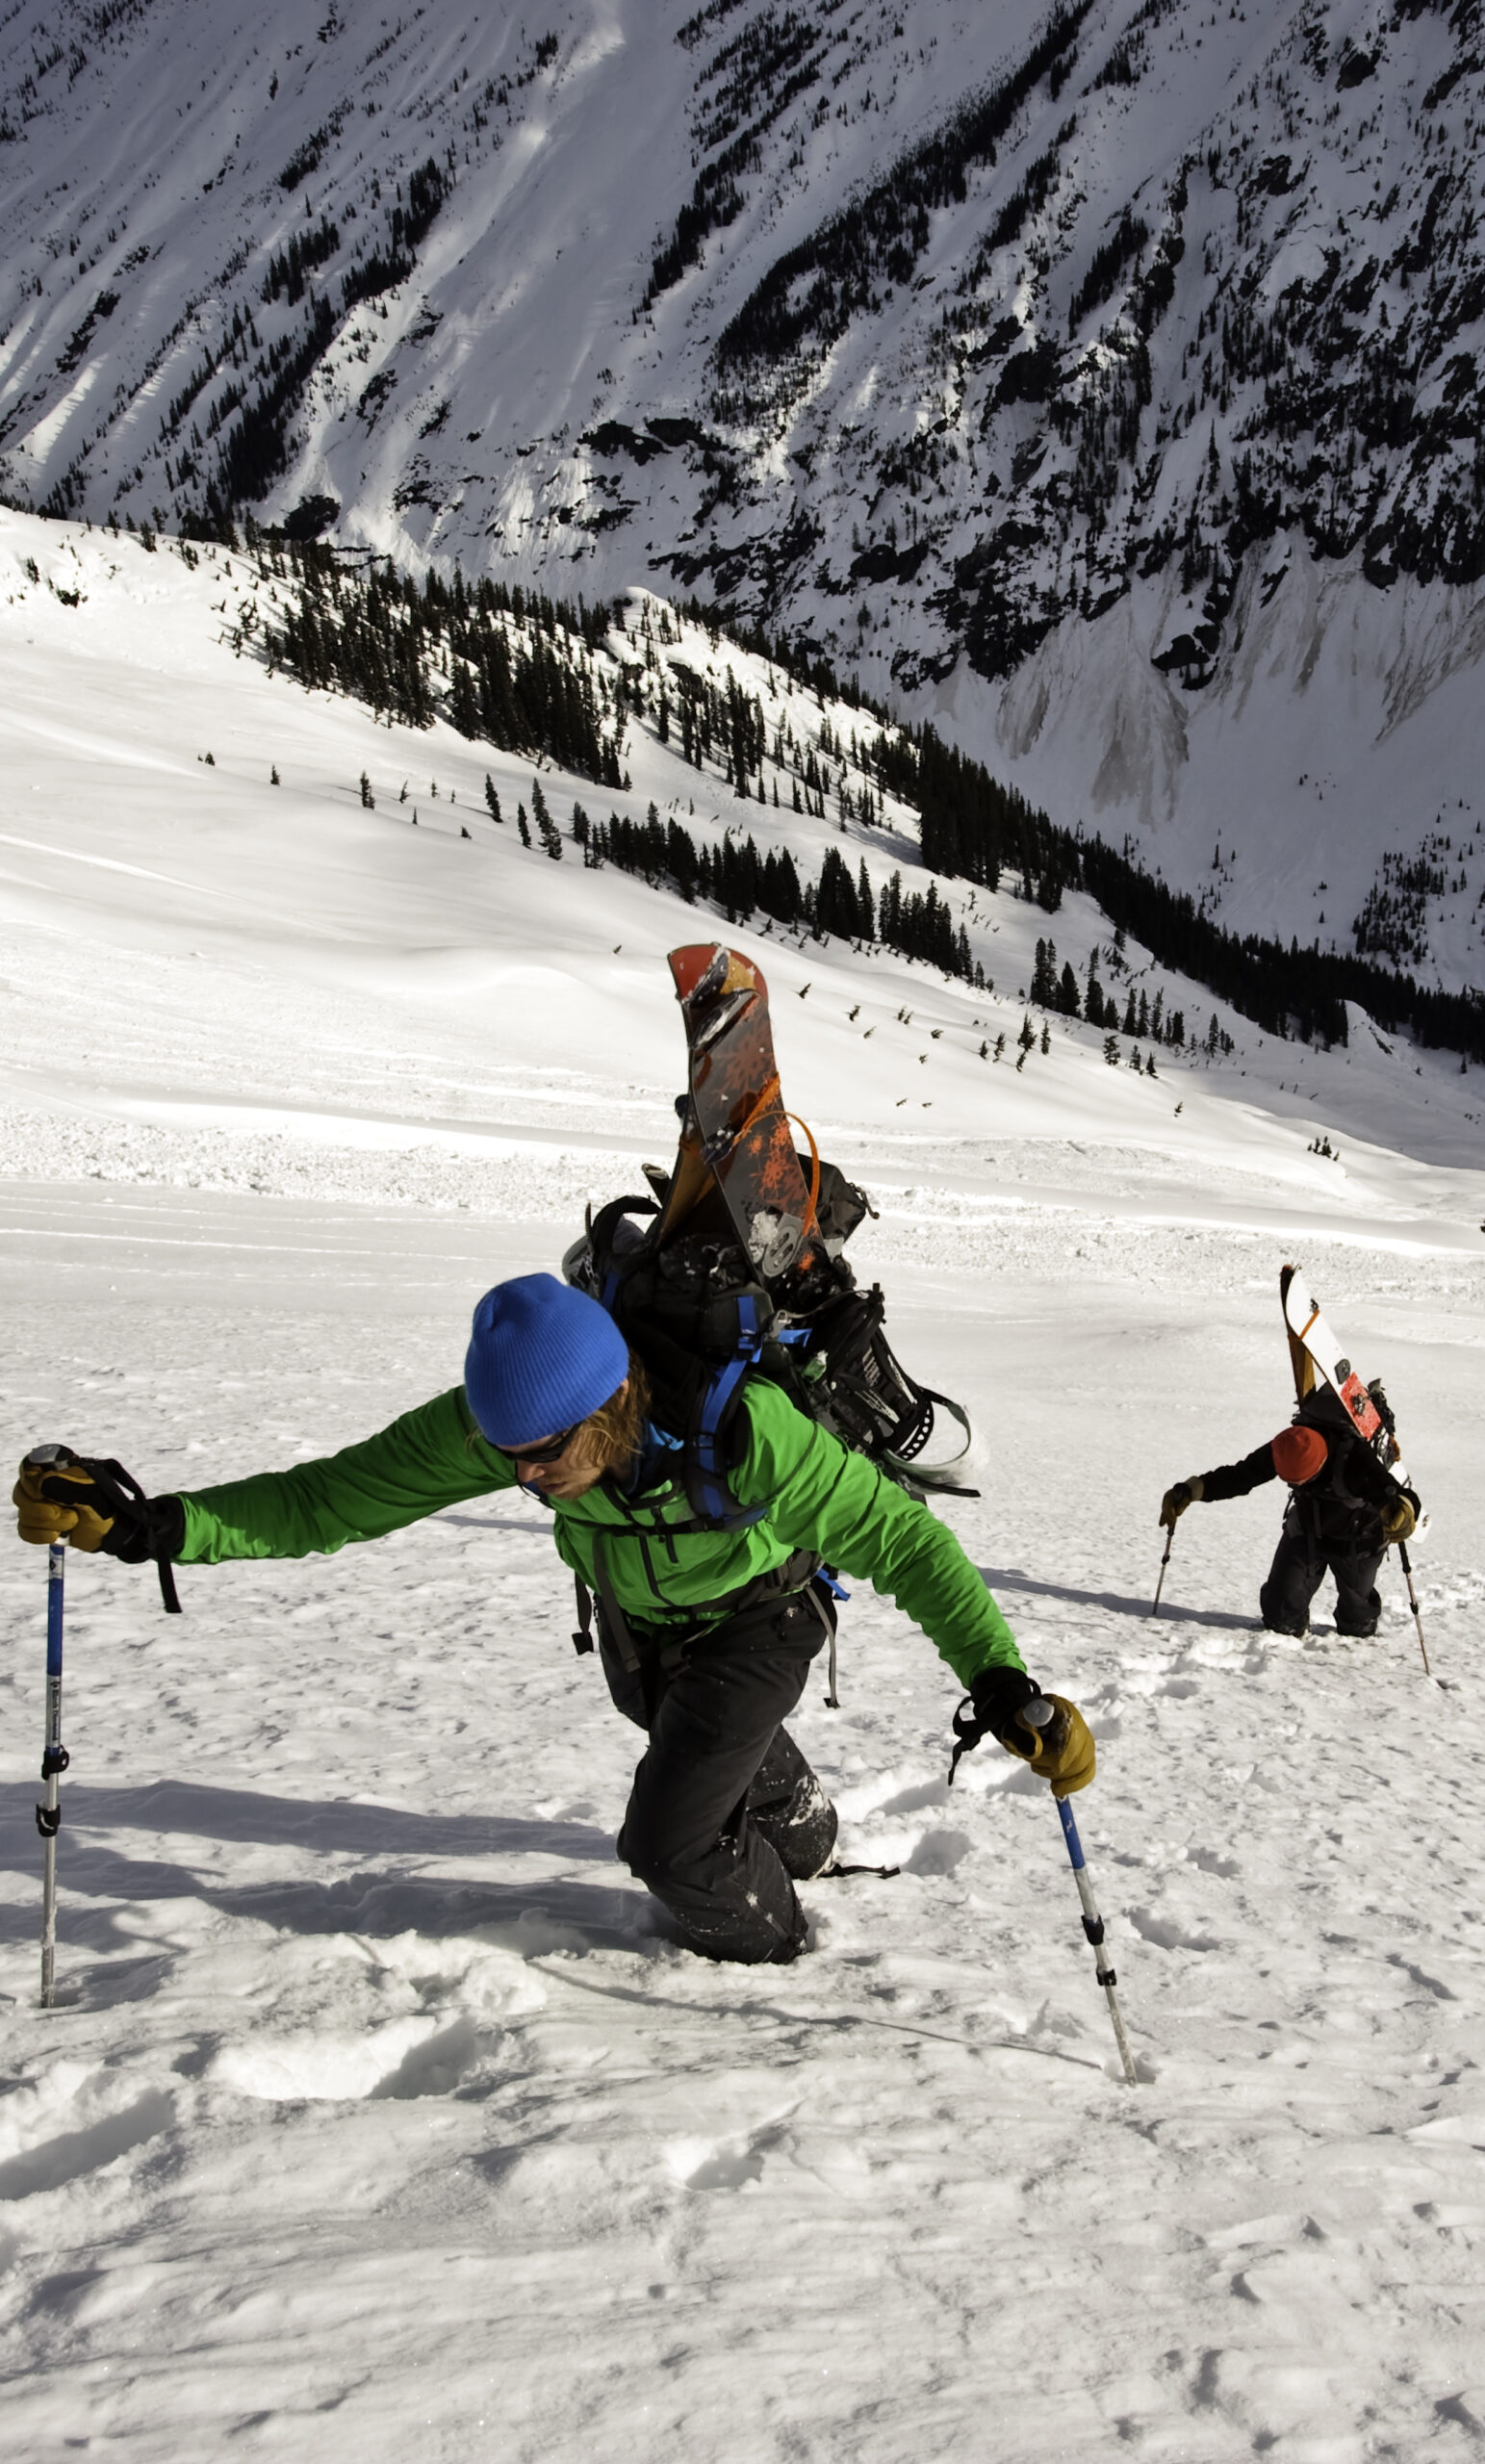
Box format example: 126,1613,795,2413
1260,1503,1385,1638
601,1582,838,1964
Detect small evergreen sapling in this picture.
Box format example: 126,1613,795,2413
531,777,561,860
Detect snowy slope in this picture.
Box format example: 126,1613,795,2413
3,504,1482,1177
4,3,1485,969
1,501,1485,2458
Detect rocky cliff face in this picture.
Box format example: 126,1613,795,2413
4,1,1485,978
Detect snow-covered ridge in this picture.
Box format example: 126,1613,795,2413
3,500,1482,1196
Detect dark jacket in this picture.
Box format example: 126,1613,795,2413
1201,1389,1417,1549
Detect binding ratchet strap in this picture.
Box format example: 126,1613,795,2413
783,1111,822,1235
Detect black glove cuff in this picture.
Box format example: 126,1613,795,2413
949,1667,1041,1784
74,1457,185,1612
969,1666,1040,1736
104,1494,185,1567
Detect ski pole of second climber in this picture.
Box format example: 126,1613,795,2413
1025,1698,1138,2086
38,1536,69,2010
1151,1524,1174,1617
1397,1540,1431,1678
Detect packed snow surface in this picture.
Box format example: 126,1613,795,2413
1,513,1484,2459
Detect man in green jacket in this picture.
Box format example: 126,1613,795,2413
14,1272,1093,1965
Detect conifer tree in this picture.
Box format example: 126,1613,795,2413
531,777,562,860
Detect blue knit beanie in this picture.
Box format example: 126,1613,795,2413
464,1272,629,1448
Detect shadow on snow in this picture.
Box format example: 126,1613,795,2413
976,1563,1257,1633
0,1778,636,1961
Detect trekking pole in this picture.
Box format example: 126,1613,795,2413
37,1536,69,2010
1396,1540,1431,1678
1151,1523,1174,1616
1025,1698,1138,2086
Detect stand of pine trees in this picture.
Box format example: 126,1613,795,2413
847,702,1484,1062
251,537,1482,1063
575,807,980,984
257,539,624,784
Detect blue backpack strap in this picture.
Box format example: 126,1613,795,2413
685,1292,769,1528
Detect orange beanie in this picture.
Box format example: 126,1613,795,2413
1272,1424,1329,1486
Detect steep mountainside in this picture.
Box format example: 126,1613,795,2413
3,0,1485,983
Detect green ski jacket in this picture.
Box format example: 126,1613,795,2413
177,1379,1022,1689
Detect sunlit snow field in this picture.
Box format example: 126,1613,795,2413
2,515,1484,2461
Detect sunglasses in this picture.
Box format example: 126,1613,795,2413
493,1421,582,1468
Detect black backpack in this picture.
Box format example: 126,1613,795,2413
562,1151,976,1528
1291,1385,1403,1539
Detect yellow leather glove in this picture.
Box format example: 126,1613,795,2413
1160,1475,1203,1528
952,1673,1095,1797
13,1450,118,1550
1381,1493,1417,1546
1011,1694,1096,1799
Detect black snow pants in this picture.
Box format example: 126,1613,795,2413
599,1578,839,1964
1259,1500,1385,1638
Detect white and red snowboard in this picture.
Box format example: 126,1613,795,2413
1279,1264,1415,1502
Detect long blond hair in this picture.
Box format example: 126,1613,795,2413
582,1353,652,1478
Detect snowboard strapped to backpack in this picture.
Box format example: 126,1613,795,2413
561,943,976,1527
